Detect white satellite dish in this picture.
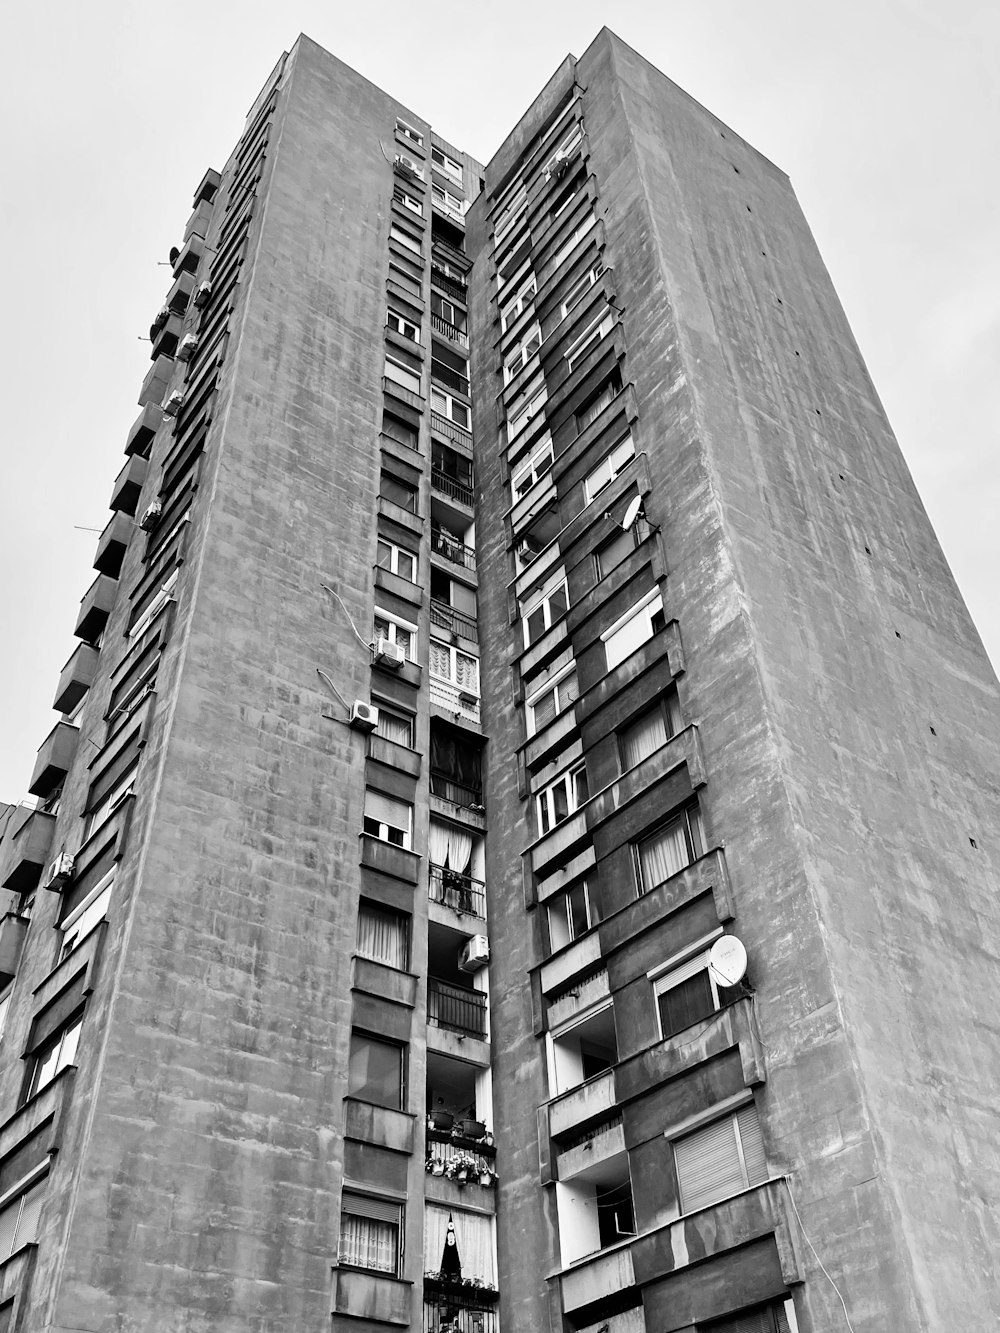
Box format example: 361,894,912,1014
709,935,748,987
621,495,644,530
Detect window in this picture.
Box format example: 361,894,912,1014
381,411,418,451
543,121,583,178
432,146,463,181
357,901,410,971
387,308,420,342
618,691,683,770
376,539,417,582
395,152,424,179
26,1013,83,1100
389,223,422,256
0,989,11,1043
494,180,527,245
0,1175,46,1260
504,325,541,383
374,704,413,748
82,755,138,843
339,1190,402,1275
561,262,605,317
536,762,589,836
396,118,423,147
584,435,635,503
379,473,417,514
653,948,739,1039
594,526,637,580
526,667,579,736
431,441,473,492
60,871,114,959
635,803,705,894
566,311,614,374
429,640,479,695
500,276,536,332
349,1031,405,1109
425,1205,496,1286
576,372,622,434
374,611,416,659
394,186,423,216
700,1301,793,1333
522,574,569,648
431,292,466,332
547,879,597,951
384,356,422,396
507,387,546,442
363,789,413,849
552,214,598,269
603,589,665,671
510,436,554,502
673,1103,767,1214
430,388,469,429
432,182,466,217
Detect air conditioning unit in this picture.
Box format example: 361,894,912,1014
394,154,417,179
553,155,572,180
459,935,490,972
374,637,406,668
161,389,185,417
516,541,539,566
44,852,75,891
138,501,162,531
193,280,212,308
177,332,200,361
349,700,380,732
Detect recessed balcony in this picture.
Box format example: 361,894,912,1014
0,912,29,985
150,312,183,359
165,270,195,315
0,809,56,893
74,574,117,643
125,402,162,458
428,977,486,1040
422,1280,498,1333
27,721,79,798
108,454,148,516
428,864,486,919
137,355,173,408
171,234,204,277
52,643,99,715
549,1068,617,1140
93,511,133,579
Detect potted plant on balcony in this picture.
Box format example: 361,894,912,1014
430,1105,454,1132
460,1116,486,1140
478,1166,496,1188
427,1154,446,1176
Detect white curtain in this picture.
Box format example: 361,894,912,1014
340,1214,397,1272
638,817,688,891
429,820,473,873
356,902,408,970
425,1206,495,1284
621,709,668,770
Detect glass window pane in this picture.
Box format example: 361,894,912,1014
348,1034,402,1108
658,971,715,1037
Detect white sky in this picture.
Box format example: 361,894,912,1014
1,0,997,798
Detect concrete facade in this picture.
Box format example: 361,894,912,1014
0,25,997,1333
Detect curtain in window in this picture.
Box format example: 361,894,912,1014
638,816,689,891
357,902,408,970
376,710,411,747
454,652,479,693
340,1195,400,1273
429,641,452,681
425,1206,495,1285
428,820,473,874
621,708,668,770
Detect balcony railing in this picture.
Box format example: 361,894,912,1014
431,361,470,397
431,411,473,448
430,600,479,643
429,863,486,916
423,1281,498,1333
431,267,467,301
430,679,481,726
432,528,476,569
432,470,474,507
431,314,469,348
429,769,483,809
428,977,487,1038
425,1129,497,1185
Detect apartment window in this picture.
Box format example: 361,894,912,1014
82,754,138,843
396,118,423,147
0,989,11,1043
382,411,418,451
584,438,634,506
511,436,554,502
394,186,423,216
374,704,413,748
379,473,418,513
526,666,579,736
494,180,527,245
390,223,422,256
673,1103,767,1214
603,589,665,671
552,214,598,269
536,762,589,837
544,121,584,178
363,789,413,849
522,574,569,648
549,179,581,220
635,803,705,894
425,1205,496,1286
700,1302,793,1333
618,691,683,770
387,308,420,342
432,146,463,181
374,612,416,659
547,879,596,951
430,387,469,429
339,1190,402,1274
500,276,536,332
376,539,417,582
594,527,637,580
504,325,541,383
432,182,466,216
356,900,410,971
349,1031,405,1109
384,356,422,396
576,372,622,434
0,1175,46,1260
395,152,424,180
60,871,114,960
653,948,739,1039
561,263,605,318
431,293,466,332
429,640,479,695
25,1013,83,1100
566,311,614,374
507,387,547,442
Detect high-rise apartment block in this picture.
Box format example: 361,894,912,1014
1,27,999,1333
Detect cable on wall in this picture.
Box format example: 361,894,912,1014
785,1179,857,1333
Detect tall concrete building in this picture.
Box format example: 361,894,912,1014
1,27,998,1333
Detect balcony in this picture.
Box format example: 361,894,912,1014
430,680,481,727
138,355,173,408
425,1126,498,1196
428,864,485,918
430,313,469,348
74,574,117,643
431,266,467,302
333,1270,411,1326
28,722,79,798
184,196,214,239
52,643,99,715
125,402,162,458
431,470,474,508
558,1242,635,1315
360,834,420,886
428,978,486,1039
108,454,148,516
93,511,133,579
0,810,56,893
423,1280,498,1333
549,1068,617,1139
430,600,478,644
150,312,183,359
165,270,195,315
171,233,204,276
431,527,476,571
429,769,483,812
0,912,29,986
430,411,472,451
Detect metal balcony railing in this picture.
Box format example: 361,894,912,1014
423,1282,499,1333
428,977,487,1038
431,529,476,569
432,470,474,507
429,863,486,916
431,267,467,301
432,360,470,397
430,600,479,643
431,313,469,348
430,411,473,448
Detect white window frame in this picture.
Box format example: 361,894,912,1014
522,572,569,648
376,539,417,583
386,308,420,342
432,182,467,217
565,311,614,375
525,664,578,737
618,691,683,771
389,223,422,256
500,276,536,332
651,946,728,1041
507,388,547,443
432,146,463,181
543,121,583,179
552,214,599,270
494,180,527,244
384,356,421,396
363,790,413,850
511,435,554,503
0,1170,47,1260
82,758,137,842
634,803,705,895
672,1101,767,1215
561,263,605,318
395,187,423,216
429,639,480,696
339,1190,403,1275
546,879,595,952
373,702,414,749
504,324,542,384
126,570,178,641
535,761,589,837
27,1013,83,1099
60,870,115,960
602,588,664,671
395,118,423,147
430,388,470,429
374,609,417,660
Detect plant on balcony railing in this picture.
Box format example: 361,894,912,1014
424,1273,499,1299
425,1149,498,1189
431,527,476,569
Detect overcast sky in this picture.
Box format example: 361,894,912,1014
1,0,996,800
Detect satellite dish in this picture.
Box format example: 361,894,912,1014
709,935,748,987
621,495,643,530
